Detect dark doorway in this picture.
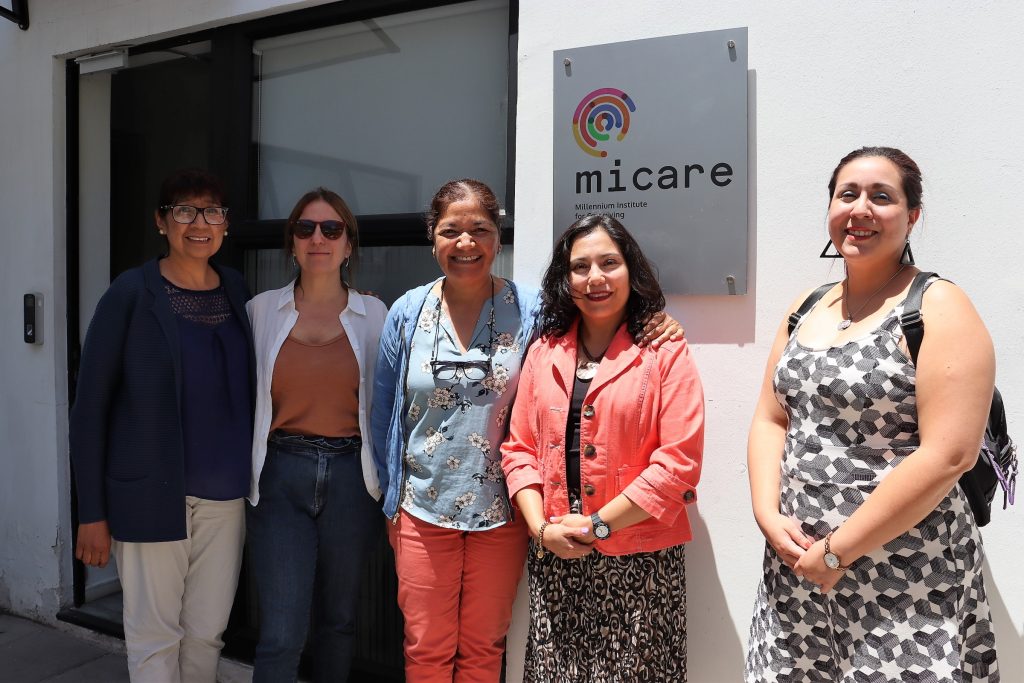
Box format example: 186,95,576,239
110,55,214,276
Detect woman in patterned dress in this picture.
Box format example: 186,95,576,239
502,214,705,682
746,147,999,682
371,182,681,682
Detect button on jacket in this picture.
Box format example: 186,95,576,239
501,322,705,556
246,282,388,505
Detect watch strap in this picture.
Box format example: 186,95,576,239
824,531,850,570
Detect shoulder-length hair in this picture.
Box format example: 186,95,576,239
539,214,664,340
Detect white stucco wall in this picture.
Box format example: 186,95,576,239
512,2,1024,681
0,1,1021,680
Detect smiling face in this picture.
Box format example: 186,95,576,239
155,193,227,263
431,197,500,285
568,227,630,327
292,199,352,277
827,156,920,267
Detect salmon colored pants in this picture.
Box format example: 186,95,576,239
388,509,528,683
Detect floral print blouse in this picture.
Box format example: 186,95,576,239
402,282,525,530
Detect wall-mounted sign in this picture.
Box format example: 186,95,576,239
553,27,748,294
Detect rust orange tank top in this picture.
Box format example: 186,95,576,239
270,332,360,437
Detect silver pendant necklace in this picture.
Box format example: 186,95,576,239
838,265,906,331
575,338,604,381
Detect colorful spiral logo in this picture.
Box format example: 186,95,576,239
572,88,636,158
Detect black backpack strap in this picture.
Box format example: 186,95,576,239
788,282,839,336
899,271,939,363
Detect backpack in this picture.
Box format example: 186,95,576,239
787,272,1018,526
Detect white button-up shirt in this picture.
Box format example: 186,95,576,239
246,281,388,505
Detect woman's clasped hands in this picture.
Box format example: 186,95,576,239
757,512,846,593
541,513,596,560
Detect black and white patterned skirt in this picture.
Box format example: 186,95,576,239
524,542,687,683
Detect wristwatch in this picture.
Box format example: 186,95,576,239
823,531,849,571
590,512,611,540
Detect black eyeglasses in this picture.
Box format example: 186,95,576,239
160,204,229,225
292,219,347,240
430,279,495,382
430,359,492,381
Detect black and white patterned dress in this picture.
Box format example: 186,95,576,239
745,292,999,682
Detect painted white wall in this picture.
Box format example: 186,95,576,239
0,0,332,619
512,2,1024,681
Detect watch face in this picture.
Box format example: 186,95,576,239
594,523,610,539
823,552,840,570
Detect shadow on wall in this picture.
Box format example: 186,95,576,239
686,509,746,683
983,559,1024,679
666,70,758,347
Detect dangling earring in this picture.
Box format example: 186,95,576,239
343,257,350,268
496,245,503,254
291,255,297,268
900,241,915,265
820,240,843,259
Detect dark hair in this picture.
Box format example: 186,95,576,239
425,179,502,241
827,146,923,210
157,168,227,211
284,187,360,280
539,214,665,340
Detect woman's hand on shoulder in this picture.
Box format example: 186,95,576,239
638,311,684,349
755,511,812,570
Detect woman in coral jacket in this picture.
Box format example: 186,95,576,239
501,214,705,682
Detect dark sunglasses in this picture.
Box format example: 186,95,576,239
292,219,347,240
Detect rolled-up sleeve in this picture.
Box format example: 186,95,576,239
621,340,705,525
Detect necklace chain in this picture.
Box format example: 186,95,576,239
839,265,906,330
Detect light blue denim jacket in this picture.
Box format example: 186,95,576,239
371,277,541,520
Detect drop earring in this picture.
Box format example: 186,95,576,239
159,230,166,235
820,240,843,259
899,241,915,265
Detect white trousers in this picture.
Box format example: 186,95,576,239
112,496,245,683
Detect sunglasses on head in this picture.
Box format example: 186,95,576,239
292,219,347,240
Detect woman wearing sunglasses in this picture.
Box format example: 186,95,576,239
371,180,682,681
70,168,255,682
245,188,387,682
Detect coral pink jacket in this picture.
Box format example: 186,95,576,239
501,322,705,556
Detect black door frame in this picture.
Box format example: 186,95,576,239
61,0,519,667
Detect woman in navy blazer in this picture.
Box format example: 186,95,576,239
70,169,256,683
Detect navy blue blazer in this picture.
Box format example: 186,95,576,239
69,258,256,542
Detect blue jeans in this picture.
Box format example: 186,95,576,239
248,432,382,683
